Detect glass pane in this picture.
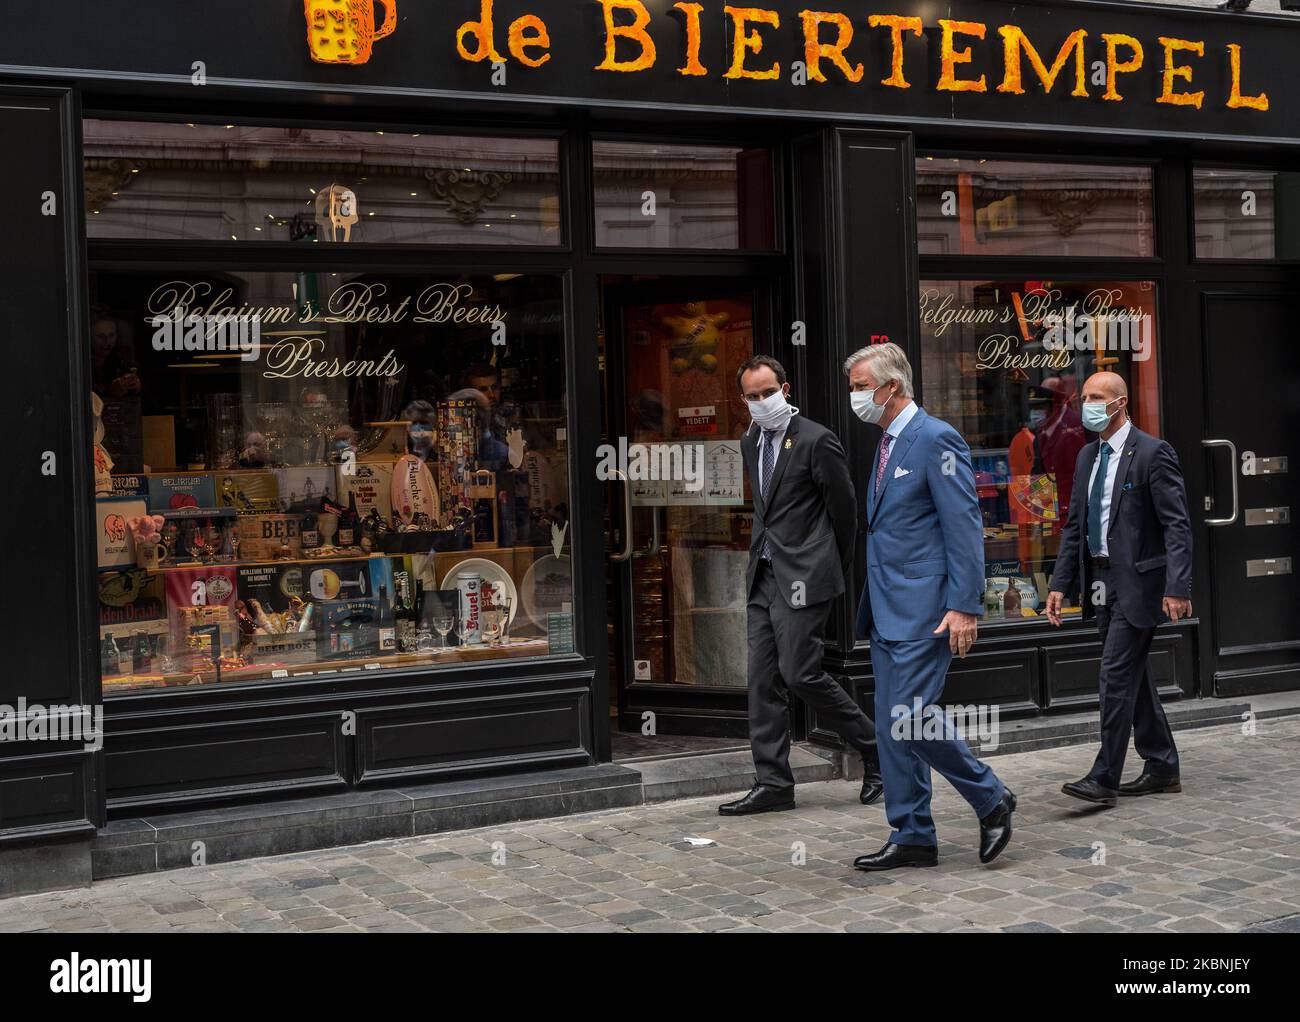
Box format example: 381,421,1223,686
1193,167,1300,260
85,119,562,245
618,293,756,687
918,279,1161,622
91,270,572,692
593,142,774,249
917,158,1154,258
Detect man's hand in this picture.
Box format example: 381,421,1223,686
1046,591,1065,627
934,610,978,658
1163,596,1193,622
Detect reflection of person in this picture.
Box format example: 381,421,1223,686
1047,372,1192,805
90,309,141,400
402,399,436,462
1035,374,1086,516
458,362,509,468
848,343,1015,871
719,355,883,819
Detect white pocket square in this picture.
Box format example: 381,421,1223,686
893,466,911,478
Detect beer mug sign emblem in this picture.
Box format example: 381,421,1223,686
305,0,397,66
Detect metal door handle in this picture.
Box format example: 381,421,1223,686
1202,438,1239,526
633,506,661,559
609,469,634,562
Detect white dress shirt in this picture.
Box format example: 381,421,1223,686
1086,418,1132,557
884,399,919,441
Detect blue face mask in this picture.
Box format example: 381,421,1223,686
1081,398,1120,432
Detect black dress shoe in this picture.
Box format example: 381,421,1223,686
978,789,1016,864
1061,777,1119,806
859,750,884,806
853,841,938,871
1118,772,1182,796
718,784,796,816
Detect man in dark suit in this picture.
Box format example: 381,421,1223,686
1047,371,1193,805
718,355,884,816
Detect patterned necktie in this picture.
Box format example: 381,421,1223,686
760,429,777,560
760,429,777,498
875,434,894,496
1087,441,1112,556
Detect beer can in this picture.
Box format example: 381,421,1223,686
456,572,482,645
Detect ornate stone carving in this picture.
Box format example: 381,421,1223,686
84,158,139,212
424,169,512,225
1035,189,1104,237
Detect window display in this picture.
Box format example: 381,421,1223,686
918,279,1161,623
90,270,572,691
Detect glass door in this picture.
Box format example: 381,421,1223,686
601,277,768,735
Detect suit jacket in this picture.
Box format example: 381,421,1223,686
854,406,985,642
1049,425,1193,629
741,414,856,610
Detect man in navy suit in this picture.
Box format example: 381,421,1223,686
1047,371,1193,805
848,343,1015,870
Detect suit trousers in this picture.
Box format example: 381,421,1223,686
747,560,876,791
1088,566,1181,788
871,629,1004,846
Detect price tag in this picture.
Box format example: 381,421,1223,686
271,669,289,679
365,662,382,670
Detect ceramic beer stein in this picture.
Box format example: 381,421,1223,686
304,0,397,65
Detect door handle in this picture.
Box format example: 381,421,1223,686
1202,438,1239,527
632,506,661,559
609,469,634,562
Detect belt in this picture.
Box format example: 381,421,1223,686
1091,555,1111,568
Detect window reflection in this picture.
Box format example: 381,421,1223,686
593,141,774,249
84,120,562,245
917,158,1154,259
1193,167,1300,260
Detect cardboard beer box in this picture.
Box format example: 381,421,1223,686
96,496,147,570
147,472,216,512
237,513,303,561
214,470,280,512
277,466,338,513
236,563,308,615
98,569,168,643
337,461,393,520
249,631,318,667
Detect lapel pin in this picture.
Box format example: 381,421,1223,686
784,438,793,449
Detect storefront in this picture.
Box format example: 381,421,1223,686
1,1,1297,873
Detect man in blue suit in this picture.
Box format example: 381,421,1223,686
847,343,1016,870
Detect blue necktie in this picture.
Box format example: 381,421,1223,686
760,430,776,560
1087,442,1111,556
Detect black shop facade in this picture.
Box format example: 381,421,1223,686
1,0,1297,889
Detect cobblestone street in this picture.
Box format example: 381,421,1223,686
3,717,1299,933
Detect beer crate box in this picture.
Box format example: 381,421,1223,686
249,631,318,667
237,513,303,560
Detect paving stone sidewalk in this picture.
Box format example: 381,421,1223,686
2,717,1299,933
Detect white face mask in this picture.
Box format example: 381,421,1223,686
748,388,796,431
850,382,891,425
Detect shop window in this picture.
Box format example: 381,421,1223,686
593,141,774,249
918,279,1161,623
916,158,1154,259
90,270,573,691
84,120,562,245
1193,167,1300,260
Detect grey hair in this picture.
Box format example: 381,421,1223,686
842,342,914,398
